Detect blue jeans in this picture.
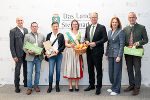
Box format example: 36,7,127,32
108,57,122,93
27,57,42,89
48,53,63,83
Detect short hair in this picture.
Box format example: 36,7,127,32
90,12,98,18
110,17,122,29
51,21,59,26
31,22,38,27
128,12,137,17
71,19,79,30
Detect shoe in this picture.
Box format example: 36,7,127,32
34,86,40,92
84,85,95,91
132,88,140,95
56,82,60,92
110,92,118,96
24,84,27,87
75,88,79,92
107,89,112,93
95,88,101,95
26,89,32,95
124,86,134,92
15,87,20,93
47,83,52,93
69,89,73,92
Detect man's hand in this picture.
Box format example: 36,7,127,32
133,42,139,47
89,42,96,47
116,57,120,62
13,57,18,62
28,50,35,54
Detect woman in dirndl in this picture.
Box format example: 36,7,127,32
63,19,84,92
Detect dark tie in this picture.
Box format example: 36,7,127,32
129,27,134,46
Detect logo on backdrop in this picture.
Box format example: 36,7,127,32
52,13,91,29
52,14,60,24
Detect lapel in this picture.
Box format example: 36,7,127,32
87,25,92,40
92,24,98,41
111,28,120,39
16,27,24,37
108,30,112,40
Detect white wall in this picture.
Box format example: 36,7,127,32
0,0,150,86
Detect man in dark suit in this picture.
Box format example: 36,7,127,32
124,12,148,95
84,12,108,95
9,17,28,93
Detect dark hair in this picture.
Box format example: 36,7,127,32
51,21,59,26
71,19,79,30
110,17,122,29
31,22,38,27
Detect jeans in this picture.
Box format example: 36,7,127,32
48,53,63,83
108,57,122,93
27,57,42,89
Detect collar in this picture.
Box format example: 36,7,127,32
129,22,137,27
17,26,23,30
31,32,38,36
52,32,59,37
91,23,97,28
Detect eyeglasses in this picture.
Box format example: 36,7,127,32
31,26,38,28
129,17,136,19
72,24,78,26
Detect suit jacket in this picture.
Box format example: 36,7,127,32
85,24,108,55
45,32,65,53
9,27,28,58
23,32,45,61
123,23,148,48
105,28,125,57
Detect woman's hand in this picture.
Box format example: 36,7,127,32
55,50,59,55
116,57,120,62
70,42,75,48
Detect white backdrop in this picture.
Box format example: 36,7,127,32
0,0,150,86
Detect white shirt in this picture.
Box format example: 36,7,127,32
17,26,24,35
34,34,38,46
90,24,97,37
50,32,59,51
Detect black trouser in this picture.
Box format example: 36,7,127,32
14,56,27,87
86,51,103,89
125,54,141,89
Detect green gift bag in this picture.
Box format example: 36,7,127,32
124,46,144,57
24,42,43,55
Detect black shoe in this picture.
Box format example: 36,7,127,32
15,87,20,93
84,85,95,91
24,84,27,87
95,88,101,95
47,86,52,93
56,82,60,92
69,89,73,92
75,88,79,92
47,83,52,93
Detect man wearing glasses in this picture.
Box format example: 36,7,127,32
124,12,148,95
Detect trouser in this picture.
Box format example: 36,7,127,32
108,57,122,93
125,54,141,89
14,56,27,87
